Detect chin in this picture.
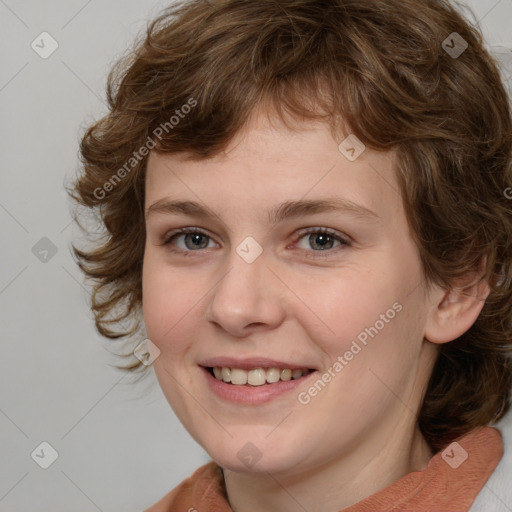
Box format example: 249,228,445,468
201,435,304,476
212,453,290,475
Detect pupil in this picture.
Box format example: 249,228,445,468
186,233,208,250
311,233,333,250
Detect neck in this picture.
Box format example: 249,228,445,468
222,422,433,512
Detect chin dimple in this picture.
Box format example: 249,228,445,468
210,366,312,386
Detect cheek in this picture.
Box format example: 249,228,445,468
308,272,395,343
306,262,423,376
142,254,198,356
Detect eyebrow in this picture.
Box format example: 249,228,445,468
145,197,380,225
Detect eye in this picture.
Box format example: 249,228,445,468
160,227,217,255
159,227,351,257
293,227,351,256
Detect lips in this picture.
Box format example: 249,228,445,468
199,356,317,371
200,364,318,404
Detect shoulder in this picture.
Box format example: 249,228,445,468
470,410,512,511
143,461,225,512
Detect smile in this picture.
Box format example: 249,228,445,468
209,366,314,386
201,365,318,405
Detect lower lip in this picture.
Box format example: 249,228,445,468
201,366,318,405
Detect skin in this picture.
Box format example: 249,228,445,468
142,109,489,512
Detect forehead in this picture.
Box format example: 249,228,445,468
145,113,403,225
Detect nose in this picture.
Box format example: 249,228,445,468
206,242,286,338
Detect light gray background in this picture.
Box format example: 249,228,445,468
0,1,511,511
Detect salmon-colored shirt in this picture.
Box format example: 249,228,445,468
145,427,503,512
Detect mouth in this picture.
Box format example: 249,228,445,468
198,357,320,404
205,366,315,386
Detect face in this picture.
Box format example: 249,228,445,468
142,110,439,477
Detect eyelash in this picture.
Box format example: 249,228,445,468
159,227,351,258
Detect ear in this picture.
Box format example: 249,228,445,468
424,259,491,345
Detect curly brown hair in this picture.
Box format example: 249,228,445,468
68,0,512,452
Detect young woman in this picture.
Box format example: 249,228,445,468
70,1,512,510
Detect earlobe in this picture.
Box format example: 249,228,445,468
424,273,490,345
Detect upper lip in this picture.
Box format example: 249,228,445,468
199,357,317,371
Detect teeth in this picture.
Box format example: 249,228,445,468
248,368,266,386
211,366,311,385
221,367,231,383
266,368,281,383
281,369,292,381
230,368,248,385
292,369,303,380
